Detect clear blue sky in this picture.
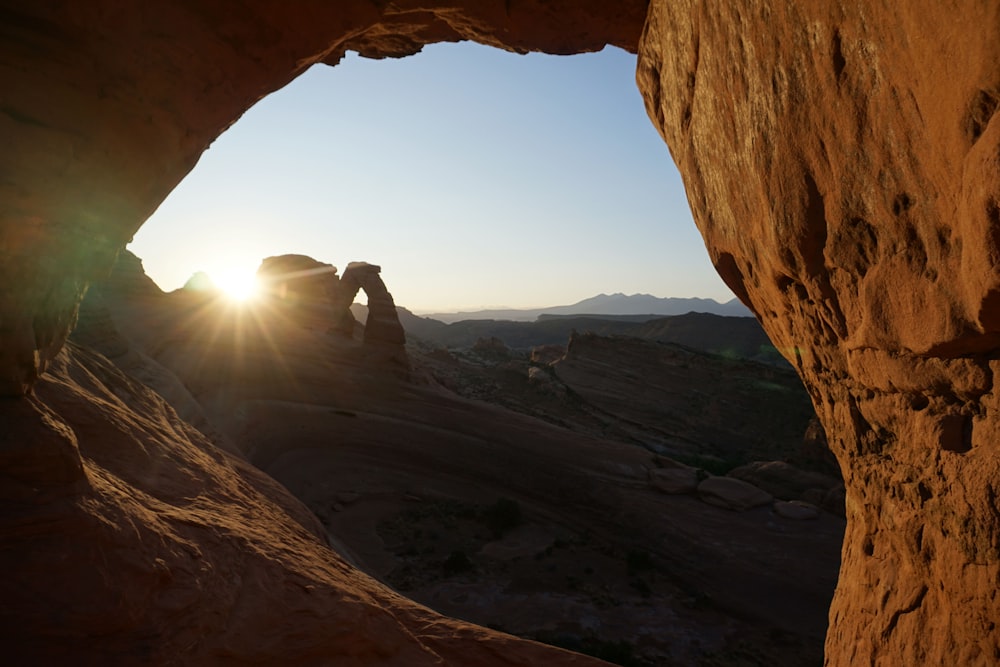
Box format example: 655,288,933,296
129,42,734,313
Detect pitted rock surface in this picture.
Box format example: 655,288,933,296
2,0,999,664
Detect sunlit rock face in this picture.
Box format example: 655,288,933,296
4,0,1000,664
638,1,1000,664
1,2,647,664
0,0,648,397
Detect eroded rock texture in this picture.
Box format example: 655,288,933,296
3,0,1000,664
0,0,648,396
638,1,1000,664
1,343,603,666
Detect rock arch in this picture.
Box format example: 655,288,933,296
2,1,999,663
332,262,406,345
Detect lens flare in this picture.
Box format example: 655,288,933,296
214,269,260,302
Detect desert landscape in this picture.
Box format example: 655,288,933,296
64,250,844,665
3,2,1000,666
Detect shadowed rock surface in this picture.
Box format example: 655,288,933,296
255,254,405,347
400,310,786,365
58,253,843,665
1,343,602,667
1,1,999,664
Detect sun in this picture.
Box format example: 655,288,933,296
213,268,260,302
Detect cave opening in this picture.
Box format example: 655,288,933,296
128,42,734,315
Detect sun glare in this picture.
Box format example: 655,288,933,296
214,269,260,302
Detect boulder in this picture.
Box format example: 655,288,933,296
697,476,773,511
650,467,699,495
727,460,841,501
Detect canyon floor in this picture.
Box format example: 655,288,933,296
65,264,846,666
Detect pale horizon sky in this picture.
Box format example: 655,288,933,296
129,43,736,313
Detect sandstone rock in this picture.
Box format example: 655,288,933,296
101,249,163,297
472,336,511,355
1,343,602,666
727,460,841,501
531,344,565,365
337,262,407,346
637,1,1000,661
527,365,549,383
821,485,846,519
697,476,773,511
257,254,339,303
0,0,997,663
650,466,699,495
773,500,821,521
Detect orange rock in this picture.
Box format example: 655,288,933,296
2,1,999,663
639,1,1000,663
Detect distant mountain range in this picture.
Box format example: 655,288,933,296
420,293,753,323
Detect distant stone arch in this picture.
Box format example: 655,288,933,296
331,262,406,346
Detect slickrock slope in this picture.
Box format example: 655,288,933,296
1,342,602,666
88,255,841,665
551,332,817,466
1,1,998,664
638,2,1000,664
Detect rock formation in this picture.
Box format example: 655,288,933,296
2,1,999,664
2,343,601,666
637,2,1000,664
257,254,340,303
334,261,406,345
257,255,406,345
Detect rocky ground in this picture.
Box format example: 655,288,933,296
64,253,846,666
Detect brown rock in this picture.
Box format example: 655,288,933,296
530,344,566,365
0,0,997,663
0,1,646,396
639,1,1000,662
697,476,773,511
650,467,699,495
727,460,840,501
337,262,407,346
1,343,602,666
257,254,339,303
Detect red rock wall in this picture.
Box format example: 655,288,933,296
4,0,1000,663
0,0,648,396
638,1,1000,663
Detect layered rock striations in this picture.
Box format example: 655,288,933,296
2,343,602,666
638,1,1000,664
2,0,999,664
